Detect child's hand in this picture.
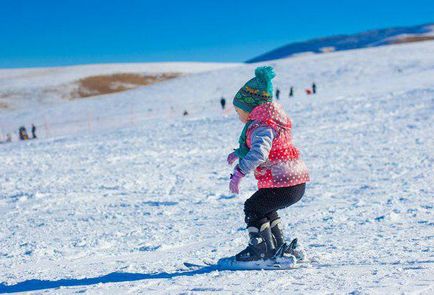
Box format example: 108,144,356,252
227,151,238,165
229,165,245,194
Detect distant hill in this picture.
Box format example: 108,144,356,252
0,62,238,111
247,23,434,63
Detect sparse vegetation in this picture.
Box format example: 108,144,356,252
71,72,182,99
392,36,434,44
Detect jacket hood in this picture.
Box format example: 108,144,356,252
248,102,291,131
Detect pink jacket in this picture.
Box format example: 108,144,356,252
245,102,310,189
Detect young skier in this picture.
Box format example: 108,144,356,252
227,66,310,262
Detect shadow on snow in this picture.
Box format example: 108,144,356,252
0,265,217,293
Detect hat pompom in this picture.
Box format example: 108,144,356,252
255,66,276,84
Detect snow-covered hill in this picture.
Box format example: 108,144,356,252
247,23,434,63
0,41,433,293
0,62,238,113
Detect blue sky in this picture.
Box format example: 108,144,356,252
1,0,433,68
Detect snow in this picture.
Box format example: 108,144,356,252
1,41,434,293
0,62,239,87
0,62,239,112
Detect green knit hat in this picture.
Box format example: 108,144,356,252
233,66,276,112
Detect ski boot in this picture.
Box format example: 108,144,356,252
270,218,307,261
235,221,276,261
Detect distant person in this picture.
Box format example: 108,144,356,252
220,97,226,110
183,110,189,116
6,133,12,142
305,89,312,95
31,124,37,139
275,88,280,100
312,82,317,94
289,87,294,97
19,126,29,140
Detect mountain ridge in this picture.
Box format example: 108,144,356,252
247,22,434,63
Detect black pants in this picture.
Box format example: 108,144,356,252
244,183,306,228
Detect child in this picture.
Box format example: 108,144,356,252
227,66,310,262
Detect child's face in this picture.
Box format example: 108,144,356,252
235,107,250,123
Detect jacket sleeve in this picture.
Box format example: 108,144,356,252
238,125,276,175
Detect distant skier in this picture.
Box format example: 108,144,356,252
6,133,12,142
31,124,37,139
227,66,310,264
220,97,226,110
312,82,316,94
183,110,189,116
18,126,29,140
289,87,294,97
275,88,280,100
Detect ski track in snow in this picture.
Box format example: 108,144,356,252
1,41,434,294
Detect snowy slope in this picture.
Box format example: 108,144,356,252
0,41,433,294
247,23,434,63
0,62,238,112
